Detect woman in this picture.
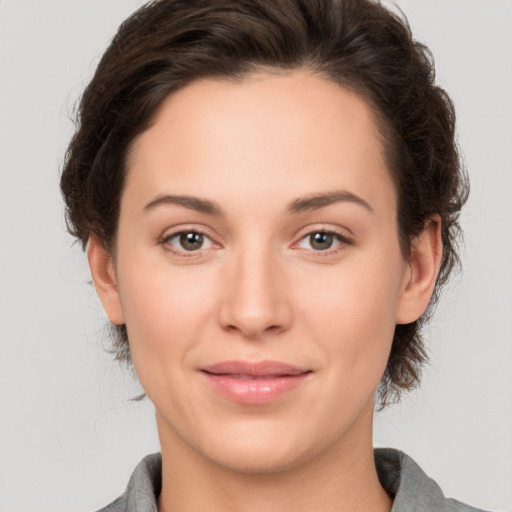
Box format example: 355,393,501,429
60,0,487,511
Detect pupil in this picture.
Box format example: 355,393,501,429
180,232,203,250
310,232,333,250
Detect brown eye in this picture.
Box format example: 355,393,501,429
179,232,204,251
309,232,334,251
296,230,351,254
164,230,214,253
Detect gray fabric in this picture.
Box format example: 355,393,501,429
97,454,161,512
96,449,489,511
374,448,488,512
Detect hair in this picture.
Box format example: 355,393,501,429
60,0,468,408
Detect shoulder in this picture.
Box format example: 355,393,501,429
94,452,162,512
375,448,490,512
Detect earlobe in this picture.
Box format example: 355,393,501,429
87,233,125,325
396,216,443,325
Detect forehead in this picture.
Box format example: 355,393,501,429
126,69,396,219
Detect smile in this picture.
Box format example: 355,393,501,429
200,360,313,405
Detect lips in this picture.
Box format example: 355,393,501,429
200,360,312,405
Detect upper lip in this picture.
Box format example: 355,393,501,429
201,360,311,377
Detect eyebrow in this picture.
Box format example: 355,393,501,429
288,190,374,214
144,194,223,215
143,190,374,216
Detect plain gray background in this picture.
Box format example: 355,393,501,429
1,1,511,511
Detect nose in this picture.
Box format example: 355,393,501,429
217,244,293,340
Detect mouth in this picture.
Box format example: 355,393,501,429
200,360,313,405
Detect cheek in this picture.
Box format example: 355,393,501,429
298,251,404,376
115,247,217,365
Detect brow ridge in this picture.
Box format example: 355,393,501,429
144,195,223,215
287,190,374,214
143,190,373,216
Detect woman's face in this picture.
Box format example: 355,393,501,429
93,69,423,472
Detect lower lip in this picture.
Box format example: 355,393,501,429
202,372,311,405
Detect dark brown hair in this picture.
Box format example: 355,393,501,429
60,0,468,407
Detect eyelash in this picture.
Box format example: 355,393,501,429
159,229,215,258
159,228,352,258
294,230,352,256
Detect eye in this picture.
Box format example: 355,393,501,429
162,230,215,253
296,230,351,253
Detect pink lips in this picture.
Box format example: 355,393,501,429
200,360,312,405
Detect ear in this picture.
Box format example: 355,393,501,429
87,233,125,325
396,216,443,325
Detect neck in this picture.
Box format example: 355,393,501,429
156,405,392,512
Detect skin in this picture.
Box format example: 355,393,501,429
89,69,441,512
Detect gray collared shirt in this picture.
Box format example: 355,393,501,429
96,448,489,511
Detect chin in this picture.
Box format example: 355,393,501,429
197,419,325,475
209,442,310,475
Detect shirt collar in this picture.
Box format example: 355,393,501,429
113,449,481,512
